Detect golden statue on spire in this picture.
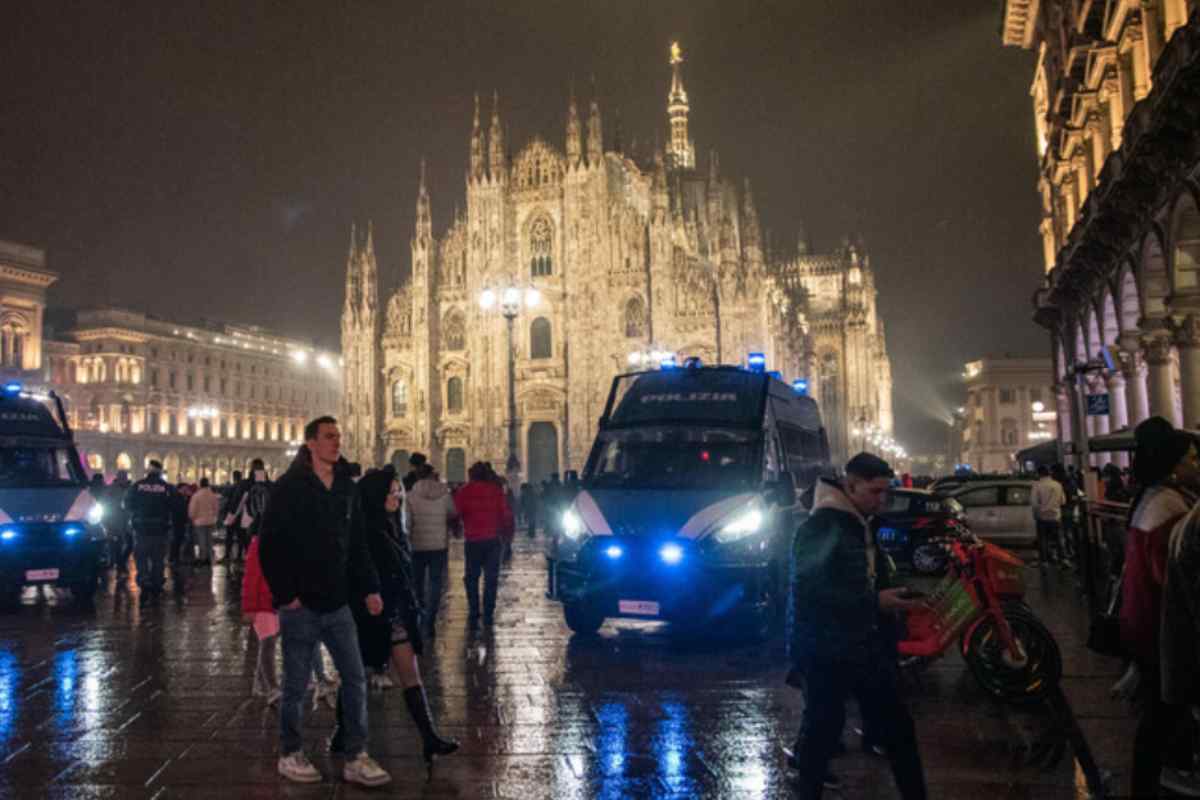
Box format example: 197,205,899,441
670,41,683,65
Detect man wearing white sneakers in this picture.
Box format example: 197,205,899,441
260,416,390,787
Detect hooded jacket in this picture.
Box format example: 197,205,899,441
258,446,380,613
790,477,896,667
408,477,458,552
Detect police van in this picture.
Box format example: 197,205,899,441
551,360,830,636
0,382,106,607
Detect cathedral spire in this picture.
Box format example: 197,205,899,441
488,90,505,180
667,41,695,170
343,222,360,321
361,220,377,316
587,80,603,165
565,83,581,167
414,159,431,247
470,92,483,180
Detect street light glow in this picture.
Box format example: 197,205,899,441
479,289,496,310
524,287,541,308
502,287,520,306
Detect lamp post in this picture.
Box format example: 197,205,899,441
479,285,541,474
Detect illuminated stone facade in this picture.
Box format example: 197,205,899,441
341,46,894,480
1001,2,1200,459
0,240,56,382
43,308,341,483
957,356,1055,473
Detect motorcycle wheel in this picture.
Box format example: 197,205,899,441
962,607,1061,705
910,543,948,575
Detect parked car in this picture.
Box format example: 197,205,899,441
944,480,1036,547
874,489,967,574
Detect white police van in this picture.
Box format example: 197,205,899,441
0,382,106,607
551,359,830,636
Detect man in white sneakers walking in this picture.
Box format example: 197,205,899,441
259,416,390,787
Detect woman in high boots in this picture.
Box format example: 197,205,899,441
330,465,458,776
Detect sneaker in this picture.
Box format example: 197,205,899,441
369,672,394,691
1161,767,1200,796
278,751,322,784
343,752,391,787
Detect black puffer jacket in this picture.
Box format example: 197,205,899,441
352,467,422,664
790,478,897,668
259,447,380,613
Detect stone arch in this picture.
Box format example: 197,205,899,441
530,317,552,359
1170,188,1200,296
623,295,646,338
115,452,132,471
446,375,464,414
1117,260,1141,334
1140,228,1171,321
1099,289,1119,349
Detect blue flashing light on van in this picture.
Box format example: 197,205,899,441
746,353,766,372
792,378,809,396
550,364,832,637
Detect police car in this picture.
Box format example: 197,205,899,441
551,357,830,637
0,382,106,607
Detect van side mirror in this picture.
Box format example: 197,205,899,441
771,471,797,507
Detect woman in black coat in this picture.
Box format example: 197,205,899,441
330,466,458,775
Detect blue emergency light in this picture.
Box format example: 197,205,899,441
659,355,677,369
767,370,783,381
0,528,17,541
683,356,703,369
747,353,766,372
605,545,624,560
2,381,21,395
63,526,83,538
793,378,809,395
659,542,684,565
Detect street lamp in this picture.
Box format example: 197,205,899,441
479,283,541,474
627,344,675,369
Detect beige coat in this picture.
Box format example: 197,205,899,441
407,477,457,552
188,486,221,527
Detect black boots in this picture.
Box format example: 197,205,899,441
403,685,458,777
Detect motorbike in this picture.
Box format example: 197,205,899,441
898,529,1062,705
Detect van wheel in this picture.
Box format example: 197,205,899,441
563,602,605,635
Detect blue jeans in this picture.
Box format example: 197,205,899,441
278,604,368,756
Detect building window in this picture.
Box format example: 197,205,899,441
392,380,408,417
530,317,552,360
999,388,1015,404
1029,388,1042,405
1001,418,1019,446
443,311,465,351
150,368,159,388
149,410,159,434
186,373,194,391
624,296,646,338
221,378,228,395
447,376,464,414
529,216,553,277
169,371,177,389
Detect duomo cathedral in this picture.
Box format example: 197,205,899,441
341,44,893,482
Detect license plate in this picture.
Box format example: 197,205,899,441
878,528,900,543
618,600,660,616
25,568,59,582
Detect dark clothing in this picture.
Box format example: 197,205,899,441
790,479,896,667
464,539,502,620
794,656,926,800
412,549,448,630
1035,519,1060,564
403,468,421,493
123,474,175,533
259,455,380,613
1132,659,1196,798
789,478,924,799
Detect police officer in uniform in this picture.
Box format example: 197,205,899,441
124,460,176,605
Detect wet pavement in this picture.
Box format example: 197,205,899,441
0,532,1139,799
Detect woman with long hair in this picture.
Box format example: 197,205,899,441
329,465,458,776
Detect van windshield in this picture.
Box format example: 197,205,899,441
585,426,761,491
0,444,85,489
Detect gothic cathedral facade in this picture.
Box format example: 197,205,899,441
341,46,894,481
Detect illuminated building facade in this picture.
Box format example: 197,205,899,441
1001,2,1200,455
958,356,1056,473
341,45,894,479
44,308,341,483
0,240,57,384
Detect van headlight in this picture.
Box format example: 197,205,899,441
561,509,587,540
87,502,105,525
714,508,764,544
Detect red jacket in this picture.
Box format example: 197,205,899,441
1122,486,1192,663
241,536,275,614
454,480,514,543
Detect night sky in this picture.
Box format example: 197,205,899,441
1,0,1044,454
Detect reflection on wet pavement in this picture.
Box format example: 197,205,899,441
0,534,1133,798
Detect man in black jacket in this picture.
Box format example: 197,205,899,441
259,416,391,788
123,460,176,605
787,452,927,800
